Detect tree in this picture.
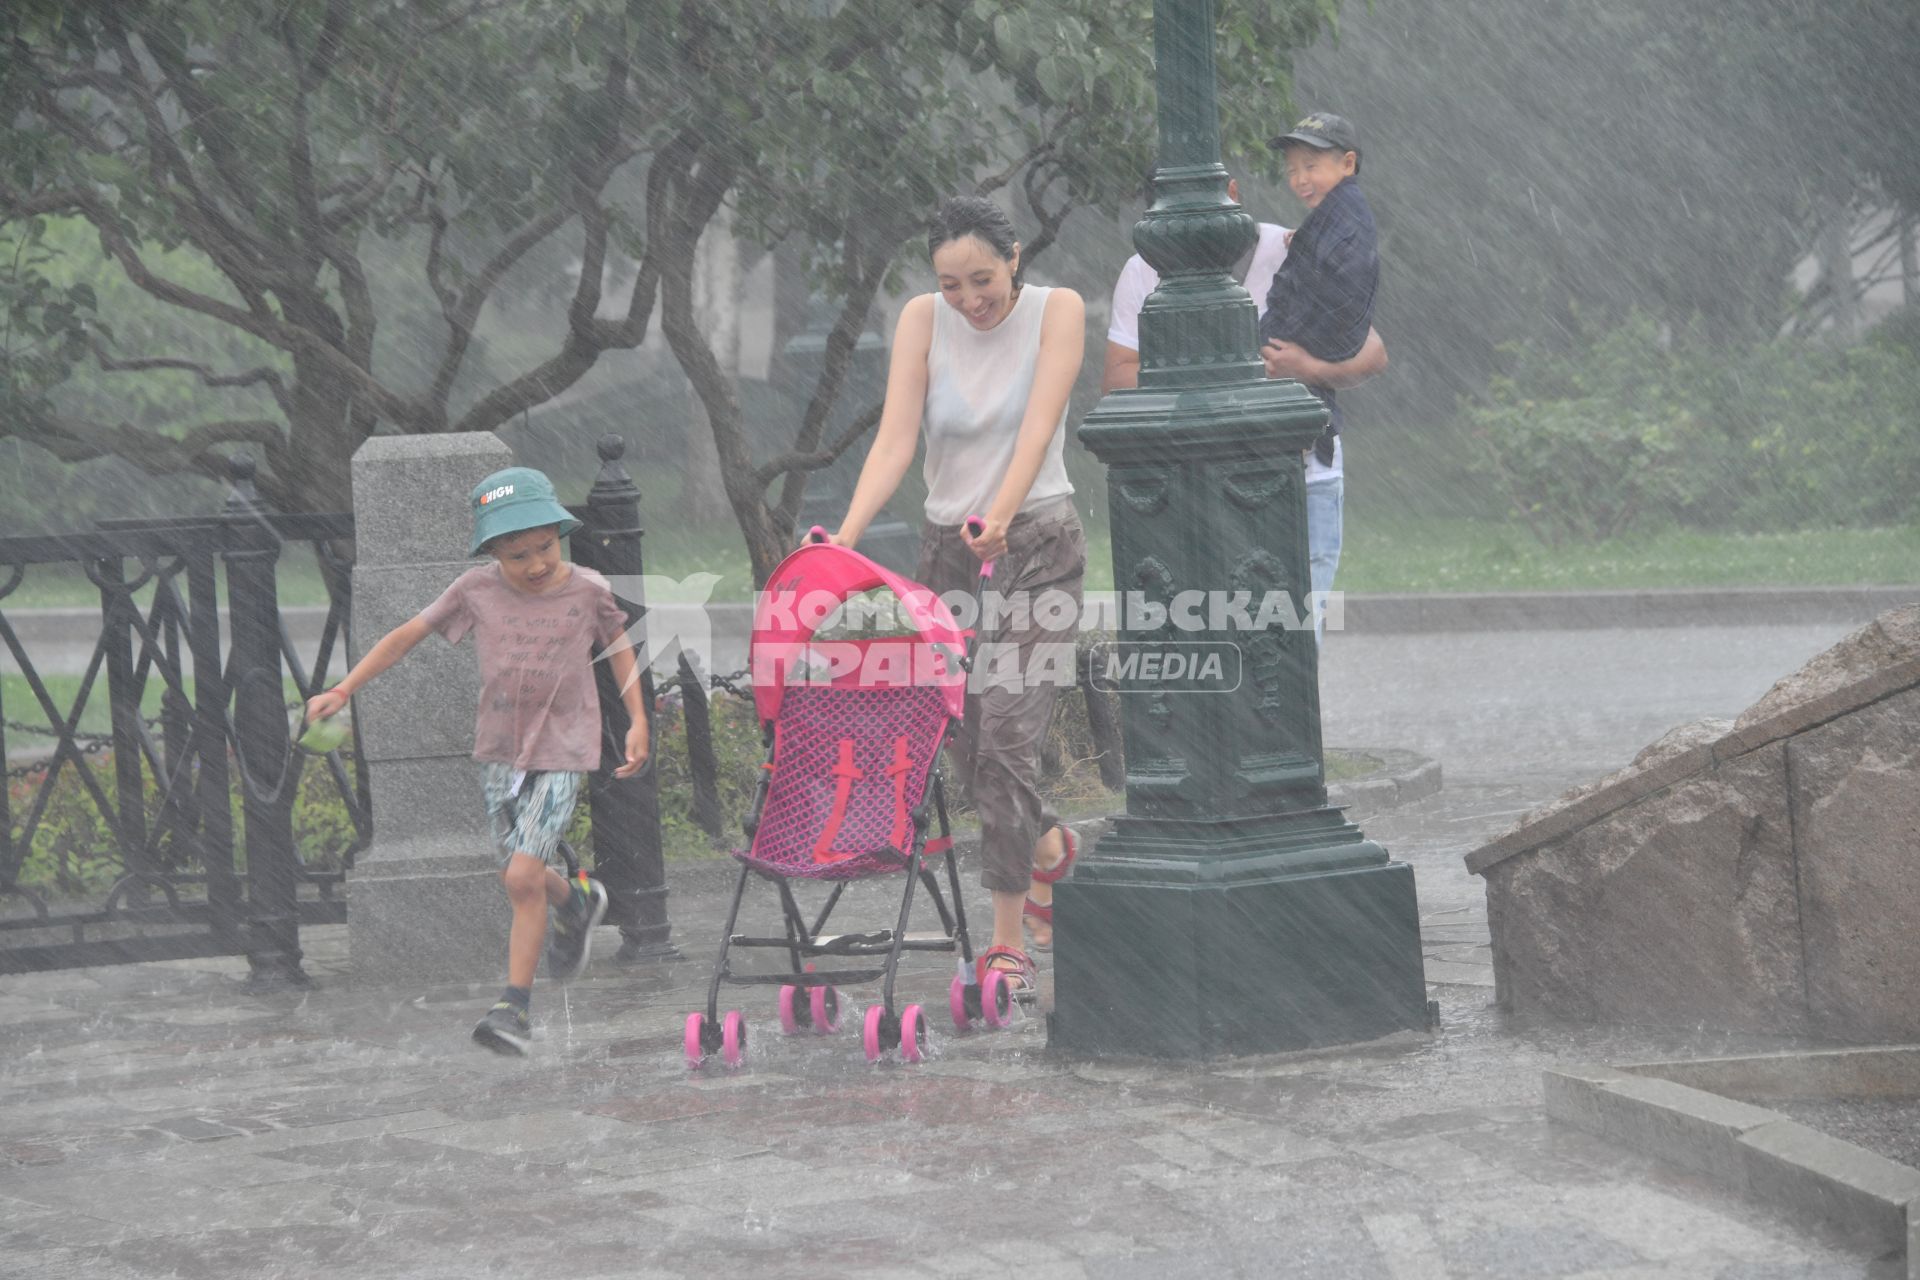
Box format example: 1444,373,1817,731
1274,0,1920,495
1,0,677,511
1,0,1340,580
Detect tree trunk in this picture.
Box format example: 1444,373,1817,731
659,205,787,584
770,239,813,387
277,355,364,513
1901,209,1918,308
1822,201,1860,339
678,205,738,520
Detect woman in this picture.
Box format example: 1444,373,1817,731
832,196,1085,992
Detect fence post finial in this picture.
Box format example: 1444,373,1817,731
224,452,261,515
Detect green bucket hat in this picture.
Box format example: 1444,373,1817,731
467,466,581,556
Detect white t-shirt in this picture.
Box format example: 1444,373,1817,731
1106,222,1343,480
922,284,1074,526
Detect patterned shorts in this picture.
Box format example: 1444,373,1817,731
478,764,584,872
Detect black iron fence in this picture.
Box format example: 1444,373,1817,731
0,455,359,982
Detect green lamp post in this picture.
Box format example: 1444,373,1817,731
1049,0,1428,1057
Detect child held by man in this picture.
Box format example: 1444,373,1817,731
305,467,650,1056
1258,111,1380,472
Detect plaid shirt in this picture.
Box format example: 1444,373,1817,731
1258,178,1379,463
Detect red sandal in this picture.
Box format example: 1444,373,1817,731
1030,824,1079,886
1023,825,1078,952
976,944,1038,995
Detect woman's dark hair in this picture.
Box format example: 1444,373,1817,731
927,196,1023,285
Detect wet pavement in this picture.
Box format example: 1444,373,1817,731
3,621,1905,1279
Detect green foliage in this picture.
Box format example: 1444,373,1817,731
10,761,137,898
0,0,1340,532
1468,312,1920,543
1703,312,1920,531
563,692,768,864
0,220,95,415
1284,0,1920,496
10,747,360,899
1466,315,1704,546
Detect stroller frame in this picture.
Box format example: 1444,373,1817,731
695,757,982,1054
686,529,1009,1067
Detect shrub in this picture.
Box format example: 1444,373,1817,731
1467,309,1920,542
10,746,362,899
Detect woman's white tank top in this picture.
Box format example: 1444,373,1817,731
920,284,1074,526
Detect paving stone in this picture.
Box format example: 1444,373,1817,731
0,622,1903,1278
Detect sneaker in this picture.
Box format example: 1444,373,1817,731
544,875,609,983
471,1001,532,1056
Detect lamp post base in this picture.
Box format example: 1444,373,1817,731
1049,817,1427,1058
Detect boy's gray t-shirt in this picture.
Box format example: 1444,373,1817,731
419,563,630,772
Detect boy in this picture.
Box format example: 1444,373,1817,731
1258,111,1380,476
305,466,650,1056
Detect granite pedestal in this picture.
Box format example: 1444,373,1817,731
346,434,514,986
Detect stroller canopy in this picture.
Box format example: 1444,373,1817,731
751,542,969,724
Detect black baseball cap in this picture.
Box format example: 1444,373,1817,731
1270,111,1362,165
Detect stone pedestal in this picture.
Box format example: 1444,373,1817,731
347,433,514,985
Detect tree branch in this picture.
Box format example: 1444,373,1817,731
977,137,1057,198
90,342,292,415
57,46,286,288
426,204,574,411
8,404,290,488
767,236,890,515
756,400,883,491
7,184,417,429
301,0,352,93
122,13,270,217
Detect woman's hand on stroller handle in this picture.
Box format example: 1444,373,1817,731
961,515,1000,577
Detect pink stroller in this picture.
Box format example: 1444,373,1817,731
683,529,1016,1067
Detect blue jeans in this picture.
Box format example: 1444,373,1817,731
1305,473,1344,645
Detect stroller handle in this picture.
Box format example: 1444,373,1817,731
963,515,995,580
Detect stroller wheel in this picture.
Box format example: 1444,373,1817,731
684,1011,709,1068
899,1004,928,1064
949,976,974,1033
862,1005,891,1063
720,1011,748,1068
980,969,1014,1029
809,985,841,1034
777,984,809,1035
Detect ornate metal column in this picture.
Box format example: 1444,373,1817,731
1049,0,1427,1057
222,455,307,988
571,436,677,962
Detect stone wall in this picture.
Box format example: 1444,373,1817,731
1467,606,1920,1040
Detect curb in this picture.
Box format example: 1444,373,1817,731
1326,747,1442,819
1335,585,1920,633
1546,1056,1920,1271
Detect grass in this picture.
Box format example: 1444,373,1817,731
1,674,305,741
3,517,1912,612
1335,518,1920,593
638,516,1920,597
0,555,338,611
